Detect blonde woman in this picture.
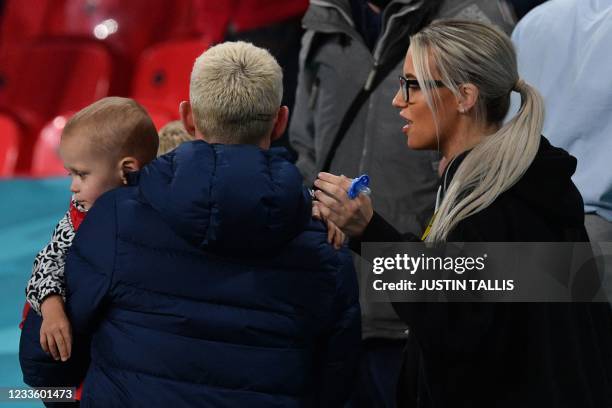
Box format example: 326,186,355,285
313,20,612,407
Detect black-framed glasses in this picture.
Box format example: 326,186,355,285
398,75,445,103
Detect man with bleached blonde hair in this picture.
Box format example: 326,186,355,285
24,41,360,407
180,41,289,148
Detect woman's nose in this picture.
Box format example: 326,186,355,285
392,88,406,108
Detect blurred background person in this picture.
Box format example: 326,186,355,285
511,0,612,245
157,120,193,157
511,0,612,304
508,0,547,20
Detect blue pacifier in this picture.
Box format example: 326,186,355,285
348,174,371,199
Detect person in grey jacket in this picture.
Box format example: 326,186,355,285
289,0,515,405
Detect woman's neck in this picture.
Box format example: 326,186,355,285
441,119,500,162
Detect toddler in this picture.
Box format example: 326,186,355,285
24,97,159,362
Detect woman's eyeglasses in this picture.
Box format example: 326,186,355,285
398,75,445,103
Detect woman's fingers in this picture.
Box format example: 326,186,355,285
318,172,353,191
313,178,345,201
314,172,371,237
314,190,341,210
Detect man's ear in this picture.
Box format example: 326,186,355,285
457,83,479,114
119,157,141,184
270,106,289,142
179,101,197,137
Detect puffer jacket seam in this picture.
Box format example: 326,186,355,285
116,234,337,274
103,315,310,351
108,193,118,298
205,146,219,246
112,279,309,320
91,361,305,398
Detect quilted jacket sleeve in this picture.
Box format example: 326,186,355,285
20,192,117,389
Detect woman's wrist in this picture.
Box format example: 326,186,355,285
354,206,374,238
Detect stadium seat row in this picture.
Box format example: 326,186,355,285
0,0,308,177
0,37,211,177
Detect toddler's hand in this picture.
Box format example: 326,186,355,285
40,295,72,362
327,219,346,250
313,195,345,249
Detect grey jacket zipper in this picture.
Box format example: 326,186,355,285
361,1,425,172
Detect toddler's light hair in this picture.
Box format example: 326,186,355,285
63,97,159,164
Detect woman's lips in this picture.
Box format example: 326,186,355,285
402,120,413,132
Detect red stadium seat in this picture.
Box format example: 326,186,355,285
162,0,202,41
0,0,54,60
0,0,195,58
231,0,308,33
147,106,177,131
0,39,112,172
0,40,111,123
132,38,211,114
135,99,177,131
189,0,308,41
0,113,20,177
44,0,187,61
30,114,71,178
0,0,192,96
190,1,233,43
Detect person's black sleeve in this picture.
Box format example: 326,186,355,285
349,211,420,254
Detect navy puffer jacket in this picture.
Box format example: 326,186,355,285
21,141,361,407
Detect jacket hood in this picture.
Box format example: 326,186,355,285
135,141,312,254
511,136,583,218
303,0,426,33
444,136,583,220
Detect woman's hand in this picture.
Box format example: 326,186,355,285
312,172,374,238
40,295,72,362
